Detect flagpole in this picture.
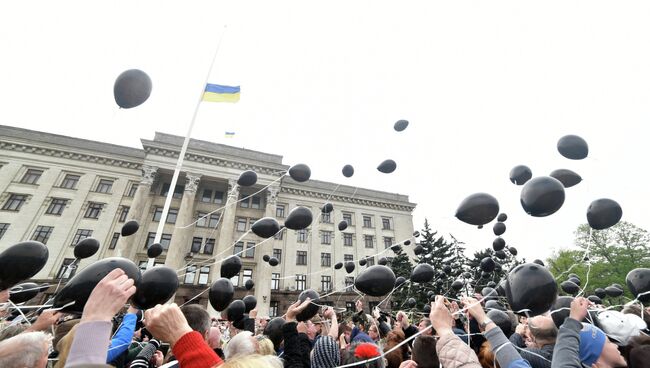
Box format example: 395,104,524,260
148,26,228,269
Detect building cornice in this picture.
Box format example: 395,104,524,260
279,186,416,212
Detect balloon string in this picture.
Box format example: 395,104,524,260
180,287,211,307
576,228,594,297
8,284,52,294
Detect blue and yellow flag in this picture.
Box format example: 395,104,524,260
202,84,240,103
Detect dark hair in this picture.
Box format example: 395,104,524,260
412,335,439,368
180,304,211,335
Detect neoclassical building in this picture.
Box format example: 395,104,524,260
0,125,416,316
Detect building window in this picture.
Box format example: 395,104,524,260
201,189,213,203
213,191,224,204
95,179,114,193
191,237,202,253
244,242,255,258
271,273,280,290
20,169,43,184
382,217,392,230
321,276,332,291
166,208,178,224
242,269,253,286
321,253,331,267
3,194,27,211
342,213,353,226
109,232,120,249
231,273,240,287
84,202,103,219
200,189,224,204
295,274,306,291
344,254,353,262
346,301,355,312
57,258,76,279
161,183,184,199
296,251,307,265
197,212,220,228
321,212,331,223
198,266,210,285
269,301,279,317
60,174,80,189
31,226,54,244
184,265,197,284
276,205,285,218
204,238,215,255
239,194,249,208
343,233,353,246
297,229,308,243
363,215,372,228
251,196,261,209
236,218,247,232
126,183,138,197
145,232,172,250
345,277,354,287
364,235,374,248
384,237,393,249
72,229,92,245
272,249,282,263
118,206,130,222
274,230,283,240
321,231,332,245
234,242,244,256
0,223,9,240
366,257,375,266
46,198,68,216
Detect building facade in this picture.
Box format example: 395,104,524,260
0,125,416,316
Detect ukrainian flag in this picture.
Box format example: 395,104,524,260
202,84,240,103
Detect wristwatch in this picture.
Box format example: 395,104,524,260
479,318,494,329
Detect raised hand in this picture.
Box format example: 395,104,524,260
82,268,136,323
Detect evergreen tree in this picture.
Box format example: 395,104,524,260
389,245,414,306
467,246,523,293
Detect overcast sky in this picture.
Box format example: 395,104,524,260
1,1,649,262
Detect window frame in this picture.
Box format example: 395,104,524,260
118,206,130,222
60,174,81,189
71,229,93,246
31,225,54,244
46,198,68,216
56,258,77,279
84,202,104,219
20,168,44,185
2,194,27,211
296,251,308,265
321,231,332,245
321,252,331,267
272,249,282,263
95,179,114,194
321,275,332,292
0,223,9,240
364,235,375,248
295,274,307,291
362,215,372,228
109,232,120,249
271,273,280,290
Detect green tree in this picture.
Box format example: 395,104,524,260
389,245,414,306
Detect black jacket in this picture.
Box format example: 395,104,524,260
282,322,312,368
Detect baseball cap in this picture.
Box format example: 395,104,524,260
597,310,645,346
579,323,607,366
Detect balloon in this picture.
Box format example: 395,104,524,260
284,206,313,230
481,271,492,279
52,257,140,313
480,257,496,273
462,271,472,279
245,279,254,290
289,164,311,182
605,286,623,297
487,309,512,336
243,295,257,313
626,268,650,302
355,266,396,297
505,263,557,316
269,257,279,267
296,289,320,321
478,225,483,229
494,263,503,273
264,317,286,350
568,273,580,280
423,304,431,314
334,262,343,270
406,298,416,308
391,245,401,253
413,245,424,255
497,213,508,222
557,134,589,160
403,240,411,246
485,300,506,311
410,264,434,283
227,300,246,322
232,318,246,331
377,159,397,174
509,165,533,185
338,221,348,231
237,170,258,187
508,247,518,256
147,243,163,258
342,165,354,178
251,217,282,238
551,296,574,328
121,220,140,236
451,280,464,291
113,69,152,109
321,203,334,214
533,259,545,266
209,278,234,311
568,277,581,286
455,193,500,226
443,265,452,275
587,295,602,305
549,169,582,188
560,280,580,295
494,250,507,260
493,223,506,236
587,199,623,230
481,287,498,302
493,237,506,251
594,288,606,299
520,177,565,217
394,119,409,132
612,283,624,290
378,257,388,266
359,258,368,266
221,256,242,279
345,262,355,274
0,241,49,290
395,276,406,287
487,281,497,288
73,237,100,259
263,255,270,262
413,231,421,238
131,266,179,309
9,282,45,304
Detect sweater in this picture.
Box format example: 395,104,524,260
65,321,113,367
509,333,553,368
484,327,532,368
107,313,137,363
172,331,223,368
550,318,583,368
282,322,312,368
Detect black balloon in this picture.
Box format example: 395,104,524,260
493,237,506,251
73,237,100,259
338,221,348,231
505,263,557,316
342,165,354,178
494,250,507,260
263,255,270,262
497,213,508,222
131,266,179,309
485,300,506,311
508,247,518,256
245,279,254,290
551,296,574,328
394,119,409,132
209,278,234,311
509,165,533,185
355,266,396,297
533,259,545,266
251,217,282,238
284,206,313,230
237,170,258,187
53,257,140,313
587,295,603,305
322,203,334,214
121,220,140,236
296,289,320,321
377,159,397,174
227,300,246,322
480,257,496,273
487,281,497,288
359,259,367,267
395,276,406,287
410,264,434,283
587,199,623,230
413,245,424,255
334,262,343,270
406,297,416,308
378,257,388,266
243,295,257,312
612,283,624,290
478,225,483,229
568,277,581,286
443,265,452,275
520,177,565,217
147,243,163,258
269,257,279,267
391,245,401,253
626,268,650,302
345,262,355,274
221,256,242,279
560,280,580,295
423,304,431,314
557,135,589,160
264,317,286,350
568,273,580,280
403,240,411,246
451,280,464,291
114,69,152,109
494,263,503,273
594,288,606,299
0,241,49,290
289,164,311,182
605,286,623,297
9,282,44,304
481,287,498,302
455,193,500,226
550,169,582,188
493,223,506,236
413,231,421,238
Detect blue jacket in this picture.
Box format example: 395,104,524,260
107,313,137,363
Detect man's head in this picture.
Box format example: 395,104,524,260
181,304,211,341
0,331,51,368
412,335,439,368
367,324,379,341
418,318,433,336
208,326,222,349
579,323,627,367
527,316,557,347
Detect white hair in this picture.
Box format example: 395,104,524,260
0,331,52,368
223,330,256,359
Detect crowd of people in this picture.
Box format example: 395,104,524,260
0,268,648,368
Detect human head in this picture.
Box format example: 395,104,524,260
412,335,439,368
255,335,275,356
418,318,433,335
311,336,341,368
341,342,385,368
181,304,211,340
0,331,52,368
478,341,500,368
306,319,319,340
208,326,222,349
224,331,256,359
527,316,557,347
0,324,26,341
220,353,283,368
368,324,380,341
579,323,626,367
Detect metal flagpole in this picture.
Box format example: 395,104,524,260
147,26,228,269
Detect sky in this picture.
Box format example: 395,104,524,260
1,1,649,262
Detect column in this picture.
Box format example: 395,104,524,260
119,165,157,260
164,173,201,270
253,185,280,317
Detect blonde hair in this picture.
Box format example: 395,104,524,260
53,324,78,368
255,335,275,356
221,353,283,368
